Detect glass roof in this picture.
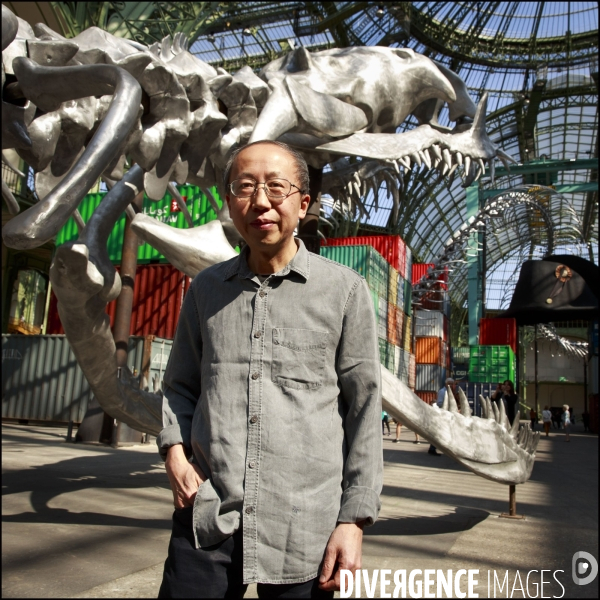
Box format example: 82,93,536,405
188,1,598,313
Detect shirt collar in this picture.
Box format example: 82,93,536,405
223,238,310,281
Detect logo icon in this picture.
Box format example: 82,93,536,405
572,551,598,585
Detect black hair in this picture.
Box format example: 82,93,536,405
223,140,310,195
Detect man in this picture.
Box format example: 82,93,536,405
157,140,383,598
582,409,591,433
428,378,456,456
542,405,552,437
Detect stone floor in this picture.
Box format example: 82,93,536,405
2,422,598,598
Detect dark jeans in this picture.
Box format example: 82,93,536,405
159,507,333,599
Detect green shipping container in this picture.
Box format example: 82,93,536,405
320,245,390,299
370,290,379,323
404,277,412,316
55,185,223,264
468,345,515,383
378,338,388,366
385,341,396,372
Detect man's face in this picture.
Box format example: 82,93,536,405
226,144,310,254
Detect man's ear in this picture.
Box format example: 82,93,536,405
298,192,310,219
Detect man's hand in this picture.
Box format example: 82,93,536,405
165,444,206,509
318,522,364,591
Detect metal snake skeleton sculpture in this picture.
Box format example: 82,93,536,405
1,6,538,484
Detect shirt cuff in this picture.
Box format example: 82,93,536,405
337,486,381,526
156,424,186,461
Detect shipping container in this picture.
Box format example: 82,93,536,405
416,364,446,392
391,343,400,376
396,308,405,346
404,277,412,316
405,245,413,284
408,352,416,389
388,267,398,306
415,391,437,405
378,297,389,340
414,310,448,339
397,274,405,310
387,303,404,346
148,337,173,389
55,185,223,264
396,347,410,382
385,341,396,372
323,235,407,278
2,334,145,423
416,289,449,311
320,245,390,299
479,318,518,354
47,264,191,339
412,263,448,289
370,290,379,323
403,315,412,352
468,345,516,383
378,338,389,367
415,337,447,366
454,381,502,417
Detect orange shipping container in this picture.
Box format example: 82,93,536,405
415,391,437,405
415,336,447,366
387,304,403,346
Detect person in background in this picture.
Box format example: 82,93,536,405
582,410,591,432
491,383,503,407
429,378,456,456
529,407,538,431
382,410,390,436
551,408,562,430
502,380,518,425
542,405,552,437
562,404,571,441
393,420,420,444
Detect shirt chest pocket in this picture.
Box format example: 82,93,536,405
271,328,328,390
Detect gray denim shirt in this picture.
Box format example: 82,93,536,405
157,239,383,584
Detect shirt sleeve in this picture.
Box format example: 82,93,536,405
156,285,203,461
335,277,383,526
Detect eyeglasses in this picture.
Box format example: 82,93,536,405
229,178,304,203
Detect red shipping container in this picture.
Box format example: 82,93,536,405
415,391,437,405
415,288,449,311
47,264,191,339
479,318,518,354
324,235,407,278
415,337,447,366
412,263,448,290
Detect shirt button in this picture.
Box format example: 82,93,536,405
259,291,266,298
245,506,253,514
250,415,258,424
251,372,259,380
254,331,261,339
248,460,256,469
